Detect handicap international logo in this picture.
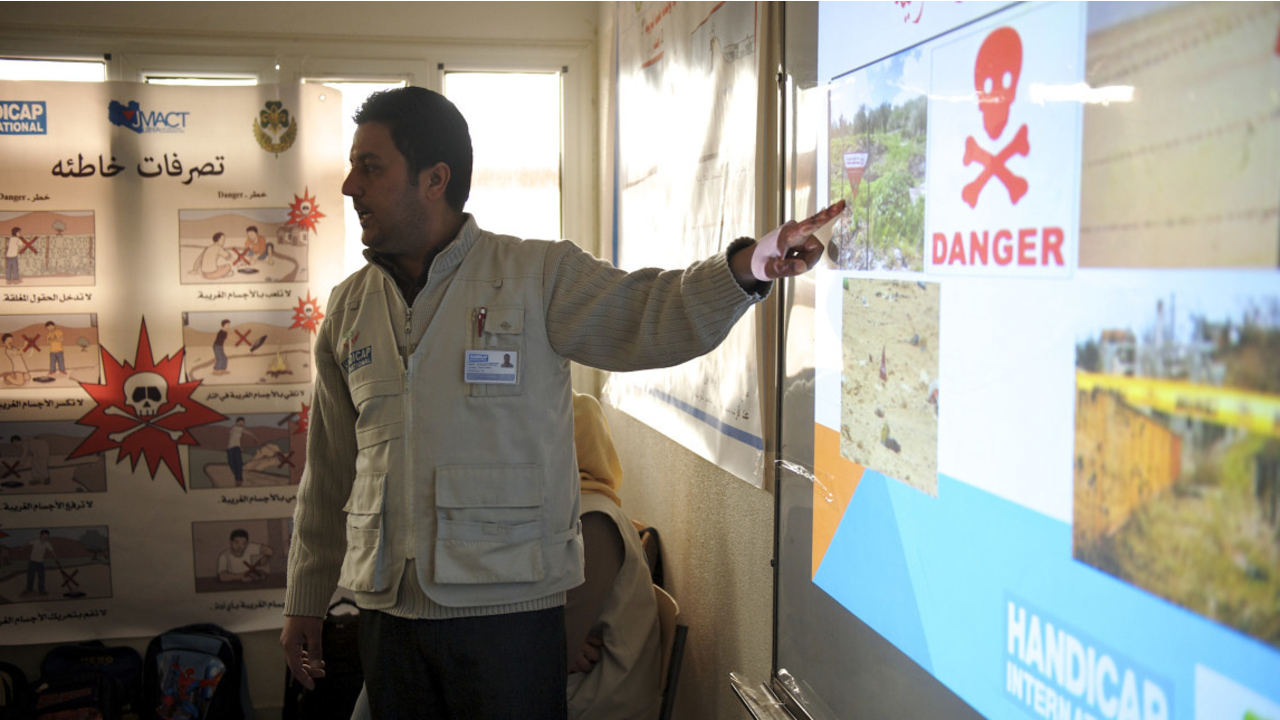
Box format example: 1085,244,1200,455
254,100,297,156
342,346,372,374
962,27,1029,209
0,101,47,135
108,100,190,134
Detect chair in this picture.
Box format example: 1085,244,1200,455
653,584,688,720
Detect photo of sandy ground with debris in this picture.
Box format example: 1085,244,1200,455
840,278,940,495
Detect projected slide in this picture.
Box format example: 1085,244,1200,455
806,2,1280,719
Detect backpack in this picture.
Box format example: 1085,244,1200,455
31,670,119,720
281,599,363,720
0,660,35,719
38,642,142,719
143,624,254,720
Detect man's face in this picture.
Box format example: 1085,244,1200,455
230,537,248,557
247,230,259,242
341,121,431,259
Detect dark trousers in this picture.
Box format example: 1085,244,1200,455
227,446,244,484
359,607,567,720
26,560,45,592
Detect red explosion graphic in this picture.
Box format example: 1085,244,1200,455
287,187,325,232
70,320,226,490
294,402,310,435
291,292,325,334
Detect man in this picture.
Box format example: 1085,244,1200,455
217,528,274,582
243,225,275,265
281,87,841,718
5,227,24,285
22,529,55,596
191,232,233,279
12,434,51,486
2,333,30,386
45,320,66,376
226,417,259,486
212,319,231,375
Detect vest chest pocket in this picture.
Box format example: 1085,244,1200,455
433,464,544,584
339,471,391,593
467,305,524,398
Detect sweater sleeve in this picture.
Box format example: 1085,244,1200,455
284,313,360,618
542,239,770,371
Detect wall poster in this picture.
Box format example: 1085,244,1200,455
611,0,767,486
0,80,345,644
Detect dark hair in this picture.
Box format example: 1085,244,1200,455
246,226,258,234
1,333,10,342
213,232,226,243
45,321,54,328
10,227,18,235
235,417,245,423
230,529,249,541
355,87,473,212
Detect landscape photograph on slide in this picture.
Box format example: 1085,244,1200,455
1078,1,1280,268
825,45,928,272
840,277,940,495
1074,288,1280,649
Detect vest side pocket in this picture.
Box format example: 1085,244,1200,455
433,464,545,584
339,471,390,592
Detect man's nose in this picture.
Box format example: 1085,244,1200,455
341,171,359,197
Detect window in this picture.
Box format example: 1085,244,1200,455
444,71,562,241
303,79,409,276
144,74,258,86
0,57,105,82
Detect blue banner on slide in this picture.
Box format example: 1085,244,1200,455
813,472,1280,719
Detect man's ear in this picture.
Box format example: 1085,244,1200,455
418,162,452,202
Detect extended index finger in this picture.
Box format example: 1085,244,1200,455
800,200,846,232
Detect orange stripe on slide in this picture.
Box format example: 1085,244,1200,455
812,424,865,580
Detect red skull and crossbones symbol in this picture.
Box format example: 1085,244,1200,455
963,27,1029,208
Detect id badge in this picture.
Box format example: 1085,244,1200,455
464,350,518,384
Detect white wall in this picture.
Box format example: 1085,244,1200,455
1,4,774,719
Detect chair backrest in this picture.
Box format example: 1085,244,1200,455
653,584,688,720
632,520,666,588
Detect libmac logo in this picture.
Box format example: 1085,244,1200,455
0,101,47,135
108,100,190,134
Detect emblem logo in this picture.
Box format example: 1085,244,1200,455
254,100,297,156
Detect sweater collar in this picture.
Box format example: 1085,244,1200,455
364,214,482,302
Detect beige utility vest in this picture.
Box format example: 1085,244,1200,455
334,234,584,608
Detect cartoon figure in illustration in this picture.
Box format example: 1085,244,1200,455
5,227,25,285
217,528,274,582
243,225,275,266
45,321,66,376
226,417,260,486
190,232,234,279
22,529,56,596
212,319,231,376
11,434,51,486
2,333,31,386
